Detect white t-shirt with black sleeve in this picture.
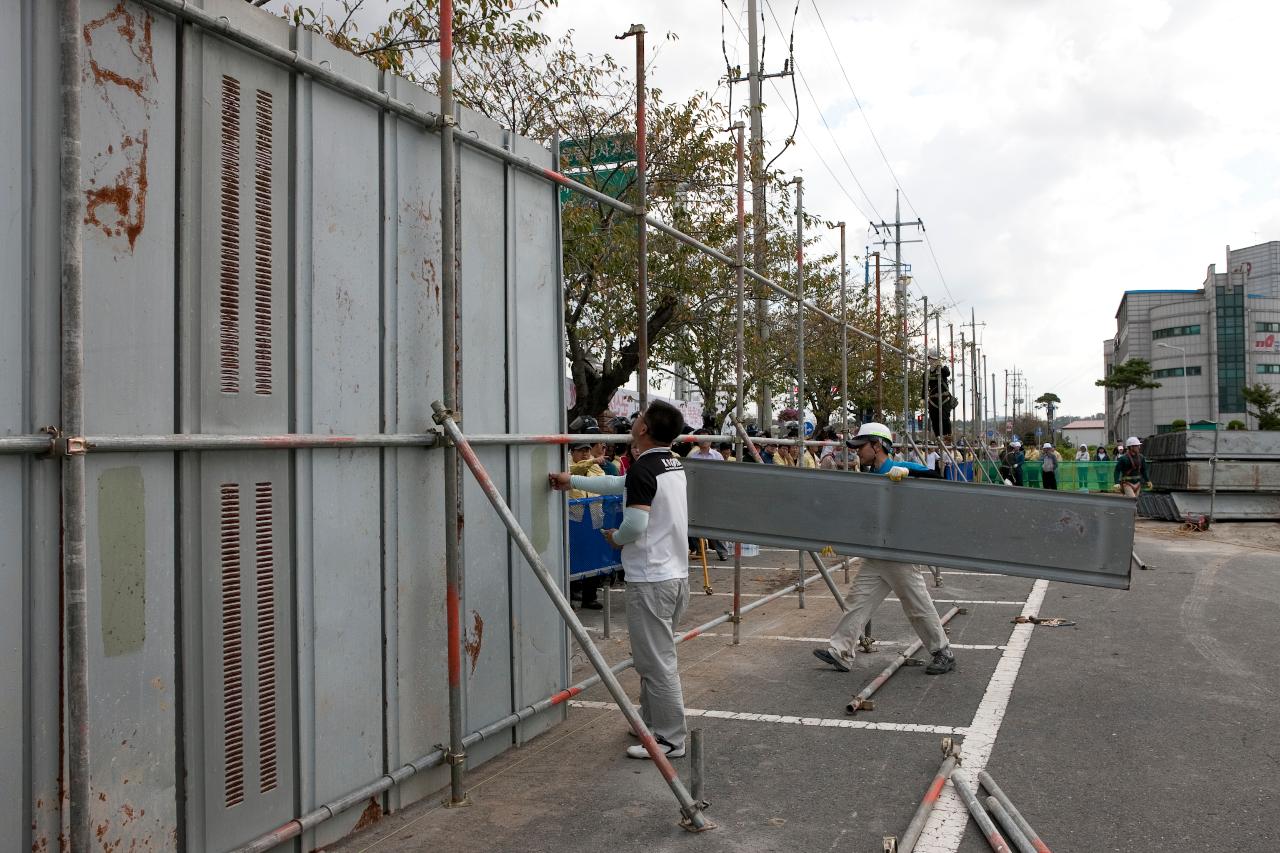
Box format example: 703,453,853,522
622,447,689,583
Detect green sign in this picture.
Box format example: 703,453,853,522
559,133,636,170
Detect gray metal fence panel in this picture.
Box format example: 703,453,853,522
686,461,1136,589
507,133,569,744
1,0,27,844
297,31,388,847
385,72,452,812
78,1,182,846
459,112,518,768
9,0,566,848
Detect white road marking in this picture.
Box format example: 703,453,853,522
580,625,1003,650
915,579,1049,853
569,699,967,736
605,588,1024,605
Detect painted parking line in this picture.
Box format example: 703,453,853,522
915,579,1050,853
569,699,967,736
580,625,1003,650
603,589,1025,605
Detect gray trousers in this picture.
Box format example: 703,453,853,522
625,577,689,749
828,558,949,666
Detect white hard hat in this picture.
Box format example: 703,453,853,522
849,421,894,448
929,347,942,359
1042,443,1053,449
1125,436,1142,448
1010,438,1022,447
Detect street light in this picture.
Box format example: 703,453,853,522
1155,341,1190,426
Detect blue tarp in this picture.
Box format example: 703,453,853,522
568,495,624,579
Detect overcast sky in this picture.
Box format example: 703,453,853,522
272,0,1280,418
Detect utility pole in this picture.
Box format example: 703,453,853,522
874,252,883,419
920,295,928,438
873,191,923,434
732,0,792,428
1004,369,1009,434
830,220,848,449
959,332,967,440
618,24,648,407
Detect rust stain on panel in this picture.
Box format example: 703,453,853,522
82,1,157,253
464,610,485,676
352,798,383,832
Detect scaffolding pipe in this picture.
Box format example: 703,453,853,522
59,0,91,848
139,0,445,132
438,0,468,808
0,434,56,454
895,740,961,853
733,122,746,645
793,177,805,610
846,607,961,714
984,797,1037,853
432,402,709,829
806,551,849,613
979,771,1052,853
82,433,440,451
951,773,1013,853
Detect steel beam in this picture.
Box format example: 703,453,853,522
685,460,1135,589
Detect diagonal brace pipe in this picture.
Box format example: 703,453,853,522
432,402,710,831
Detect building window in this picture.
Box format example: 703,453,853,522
1217,286,1246,412
1258,322,1280,333
1259,364,1280,375
1153,366,1202,378
1152,324,1201,339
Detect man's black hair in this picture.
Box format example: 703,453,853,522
643,400,685,443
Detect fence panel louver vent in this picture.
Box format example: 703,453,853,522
252,91,273,395
218,75,242,394
254,482,279,793
219,483,245,807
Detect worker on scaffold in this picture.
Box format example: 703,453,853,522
550,400,691,759
812,422,957,676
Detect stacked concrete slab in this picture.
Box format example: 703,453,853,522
1141,431,1280,520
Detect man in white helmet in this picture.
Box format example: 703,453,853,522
1115,436,1151,498
812,423,956,676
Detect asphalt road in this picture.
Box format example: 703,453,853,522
327,522,1280,853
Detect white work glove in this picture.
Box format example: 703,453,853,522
887,466,910,482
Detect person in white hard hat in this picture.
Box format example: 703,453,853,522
1114,436,1151,498
812,423,956,676
1040,442,1060,490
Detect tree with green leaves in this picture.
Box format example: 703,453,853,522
1035,392,1060,442
1242,384,1280,430
1096,359,1160,440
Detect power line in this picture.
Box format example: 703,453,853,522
807,0,961,312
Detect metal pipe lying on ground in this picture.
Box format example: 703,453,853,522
846,607,962,714
979,771,1052,853
984,797,1037,853
950,772,1012,853
895,738,962,853
432,402,709,830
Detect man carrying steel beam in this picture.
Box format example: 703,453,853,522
812,423,957,676
551,401,692,758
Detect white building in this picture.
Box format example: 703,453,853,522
1061,419,1106,450
1103,242,1280,441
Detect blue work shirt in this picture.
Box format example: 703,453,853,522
871,459,932,476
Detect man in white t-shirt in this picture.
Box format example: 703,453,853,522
550,400,691,758
687,432,723,461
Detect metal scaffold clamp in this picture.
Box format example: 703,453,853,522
35,425,60,459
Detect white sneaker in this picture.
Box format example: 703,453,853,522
626,738,685,759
